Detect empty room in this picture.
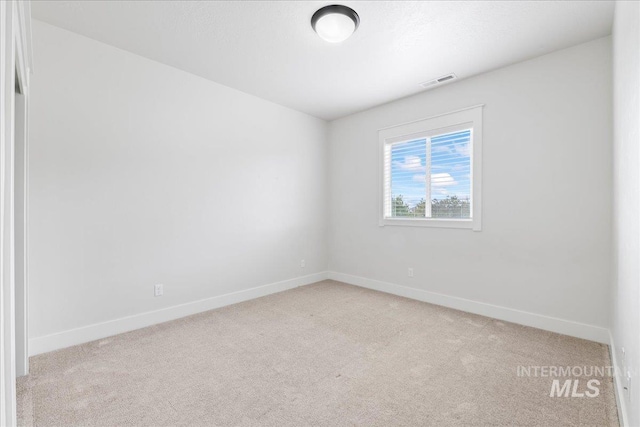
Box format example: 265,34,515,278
1,0,639,426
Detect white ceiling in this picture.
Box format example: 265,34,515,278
32,1,614,120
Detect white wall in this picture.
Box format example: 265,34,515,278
28,20,328,349
611,2,640,426
328,38,612,341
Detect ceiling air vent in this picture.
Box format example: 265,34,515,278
419,73,457,89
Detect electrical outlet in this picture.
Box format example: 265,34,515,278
408,268,414,278
154,284,163,297
300,259,306,268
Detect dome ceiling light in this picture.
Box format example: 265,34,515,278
311,5,360,43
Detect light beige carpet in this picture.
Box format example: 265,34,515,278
18,280,618,426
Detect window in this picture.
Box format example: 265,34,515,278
379,105,483,230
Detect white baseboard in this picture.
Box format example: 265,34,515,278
31,270,610,353
29,272,329,356
609,332,629,427
328,271,610,344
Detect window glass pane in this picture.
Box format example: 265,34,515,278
430,129,471,218
390,138,427,217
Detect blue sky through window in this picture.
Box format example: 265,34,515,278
390,129,471,209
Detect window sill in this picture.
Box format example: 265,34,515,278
379,217,480,231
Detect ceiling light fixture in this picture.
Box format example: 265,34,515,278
311,5,360,43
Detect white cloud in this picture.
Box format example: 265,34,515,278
394,155,425,172
411,172,457,187
454,143,470,157
451,163,468,172
431,172,457,187
432,145,451,154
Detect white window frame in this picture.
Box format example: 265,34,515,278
379,105,483,231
